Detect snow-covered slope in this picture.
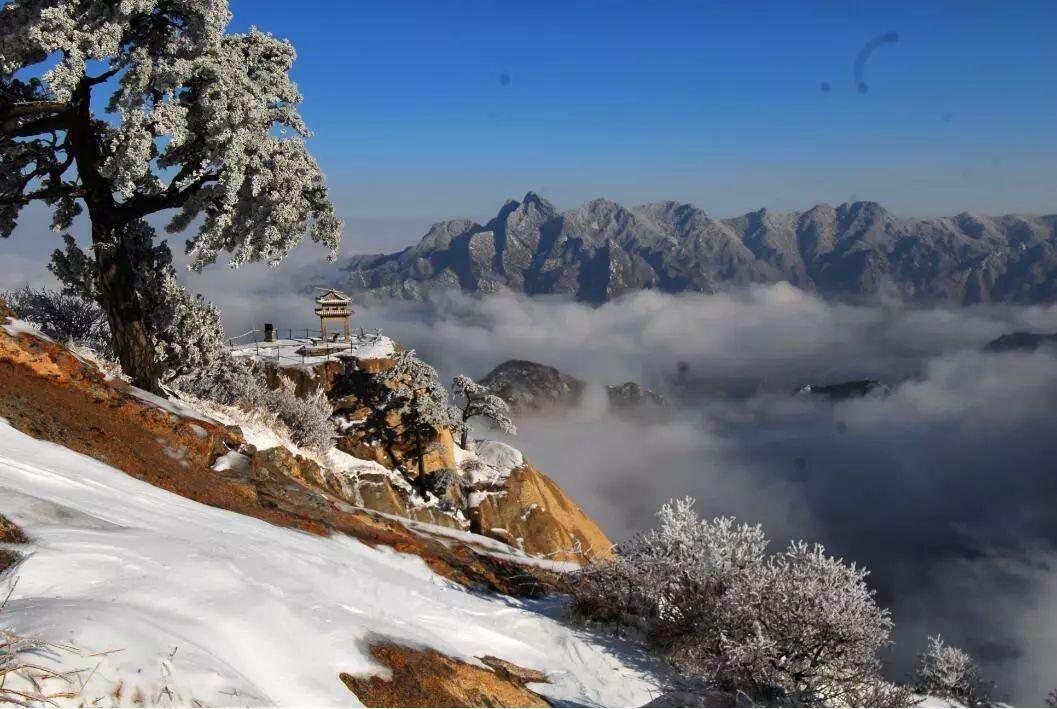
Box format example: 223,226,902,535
0,420,663,707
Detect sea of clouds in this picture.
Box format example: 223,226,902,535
187,260,1057,702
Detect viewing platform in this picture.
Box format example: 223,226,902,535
228,327,396,368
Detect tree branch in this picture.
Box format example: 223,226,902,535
0,101,71,120
0,183,82,206
1,112,70,139
120,171,219,219
85,67,121,86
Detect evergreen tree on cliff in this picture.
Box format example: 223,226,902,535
452,374,516,448
389,350,461,479
0,1,342,392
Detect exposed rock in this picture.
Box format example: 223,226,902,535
333,193,1057,305
470,463,613,562
0,513,27,545
339,643,549,708
251,350,613,563
251,441,462,530
256,353,399,400
482,359,584,413
0,318,563,597
479,656,549,685
327,359,457,482
334,469,461,529
606,381,666,409
796,379,888,400
3,312,612,573
260,358,346,398
0,550,20,573
252,446,329,489
0,317,243,499
0,513,27,573
483,359,665,414
985,331,1057,352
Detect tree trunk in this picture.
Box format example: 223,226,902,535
415,422,426,479
460,409,470,448
93,223,164,394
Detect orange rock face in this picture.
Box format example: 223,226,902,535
339,644,549,708
470,463,613,562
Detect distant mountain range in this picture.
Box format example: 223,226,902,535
334,193,1057,304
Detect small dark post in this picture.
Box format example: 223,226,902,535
264,323,275,342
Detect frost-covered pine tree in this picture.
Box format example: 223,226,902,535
388,350,461,477
916,634,989,706
51,216,229,388
451,374,516,448
151,270,227,385
1,0,341,392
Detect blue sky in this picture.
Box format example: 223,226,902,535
228,0,1056,220
3,0,1056,286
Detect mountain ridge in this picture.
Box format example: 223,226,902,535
334,193,1057,304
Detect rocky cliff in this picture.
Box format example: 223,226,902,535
261,353,612,562
335,193,1057,305
0,310,605,593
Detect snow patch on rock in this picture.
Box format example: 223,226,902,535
0,317,51,340
474,440,524,475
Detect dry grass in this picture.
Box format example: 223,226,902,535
0,579,94,708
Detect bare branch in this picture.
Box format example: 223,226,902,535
84,68,120,86
121,171,219,220
0,101,71,120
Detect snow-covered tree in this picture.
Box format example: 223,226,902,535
1,0,342,391
51,216,230,388
2,283,110,353
567,497,897,706
916,635,990,706
388,349,460,477
451,374,516,448
151,270,228,384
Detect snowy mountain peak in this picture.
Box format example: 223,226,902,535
334,194,1057,304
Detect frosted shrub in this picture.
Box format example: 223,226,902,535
175,355,259,406
178,362,334,451
261,376,335,452
2,285,111,354
916,635,989,706
567,498,897,706
721,541,893,705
